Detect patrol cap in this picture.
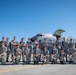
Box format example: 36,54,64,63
61,49,65,52
63,37,66,39
6,37,9,40
13,36,16,38
2,36,5,39
63,37,67,39
44,38,47,40
21,38,24,40
53,44,56,47
28,38,31,40
70,38,72,40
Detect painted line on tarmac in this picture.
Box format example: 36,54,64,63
0,65,48,74
0,65,38,74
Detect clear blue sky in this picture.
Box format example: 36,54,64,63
0,0,76,42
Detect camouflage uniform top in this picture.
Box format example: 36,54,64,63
68,42,73,48
23,48,31,56
60,51,66,57
33,48,41,55
19,41,25,50
55,41,62,50
62,41,68,49
15,48,22,56
11,40,18,48
52,48,58,54
0,46,7,54
42,50,49,56
68,48,76,55
5,41,11,51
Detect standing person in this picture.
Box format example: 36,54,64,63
38,40,43,62
48,39,53,62
33,44,41,64
0,43,7,65
42,46,49,64
51,44,59,64
20,38,25,51
68,38,73,48
33,38,39,46
0,36,6,46
75,43,76,48
55,38,62,55
33,38,39,54
48,40,53,52
22,45,31,64
62,37,68,62
39,40,43,49
19,38,25,62
43,38,48,48
15,45,22,64
26,38,33,62
27,38,33,53
5,38,11,62
11,36,18,63
27,38,32,50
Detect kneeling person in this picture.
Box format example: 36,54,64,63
0,43,7,65
33,44,41,64
60,49,66,64
42,47,49,64
12,45,22,64
51,44,59,64
15,45,22,64
68,44,76,64
22,45,31,64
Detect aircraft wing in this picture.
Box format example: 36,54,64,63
53,29,65,37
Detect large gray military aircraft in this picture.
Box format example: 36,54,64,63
31,29,65,43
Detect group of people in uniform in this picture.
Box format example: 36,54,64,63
0,36,76,65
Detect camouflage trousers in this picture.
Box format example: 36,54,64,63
0,53,6,64
60,56,66,64
12,55,21,64
33,56,40,64
51,55,59,63
22,55,31,64
67,55,76,63
42,56,49,64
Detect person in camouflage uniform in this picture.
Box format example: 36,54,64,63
33,44,41,64
68,44,76,64
41,46,49,64
0,43,7,65
60,49,66,64
51,44,59,64
15,45,22,64
22,45,31,64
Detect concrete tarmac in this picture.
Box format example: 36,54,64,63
0,64,76,75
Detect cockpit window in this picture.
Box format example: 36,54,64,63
40,34,42,36
36,34,43,37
